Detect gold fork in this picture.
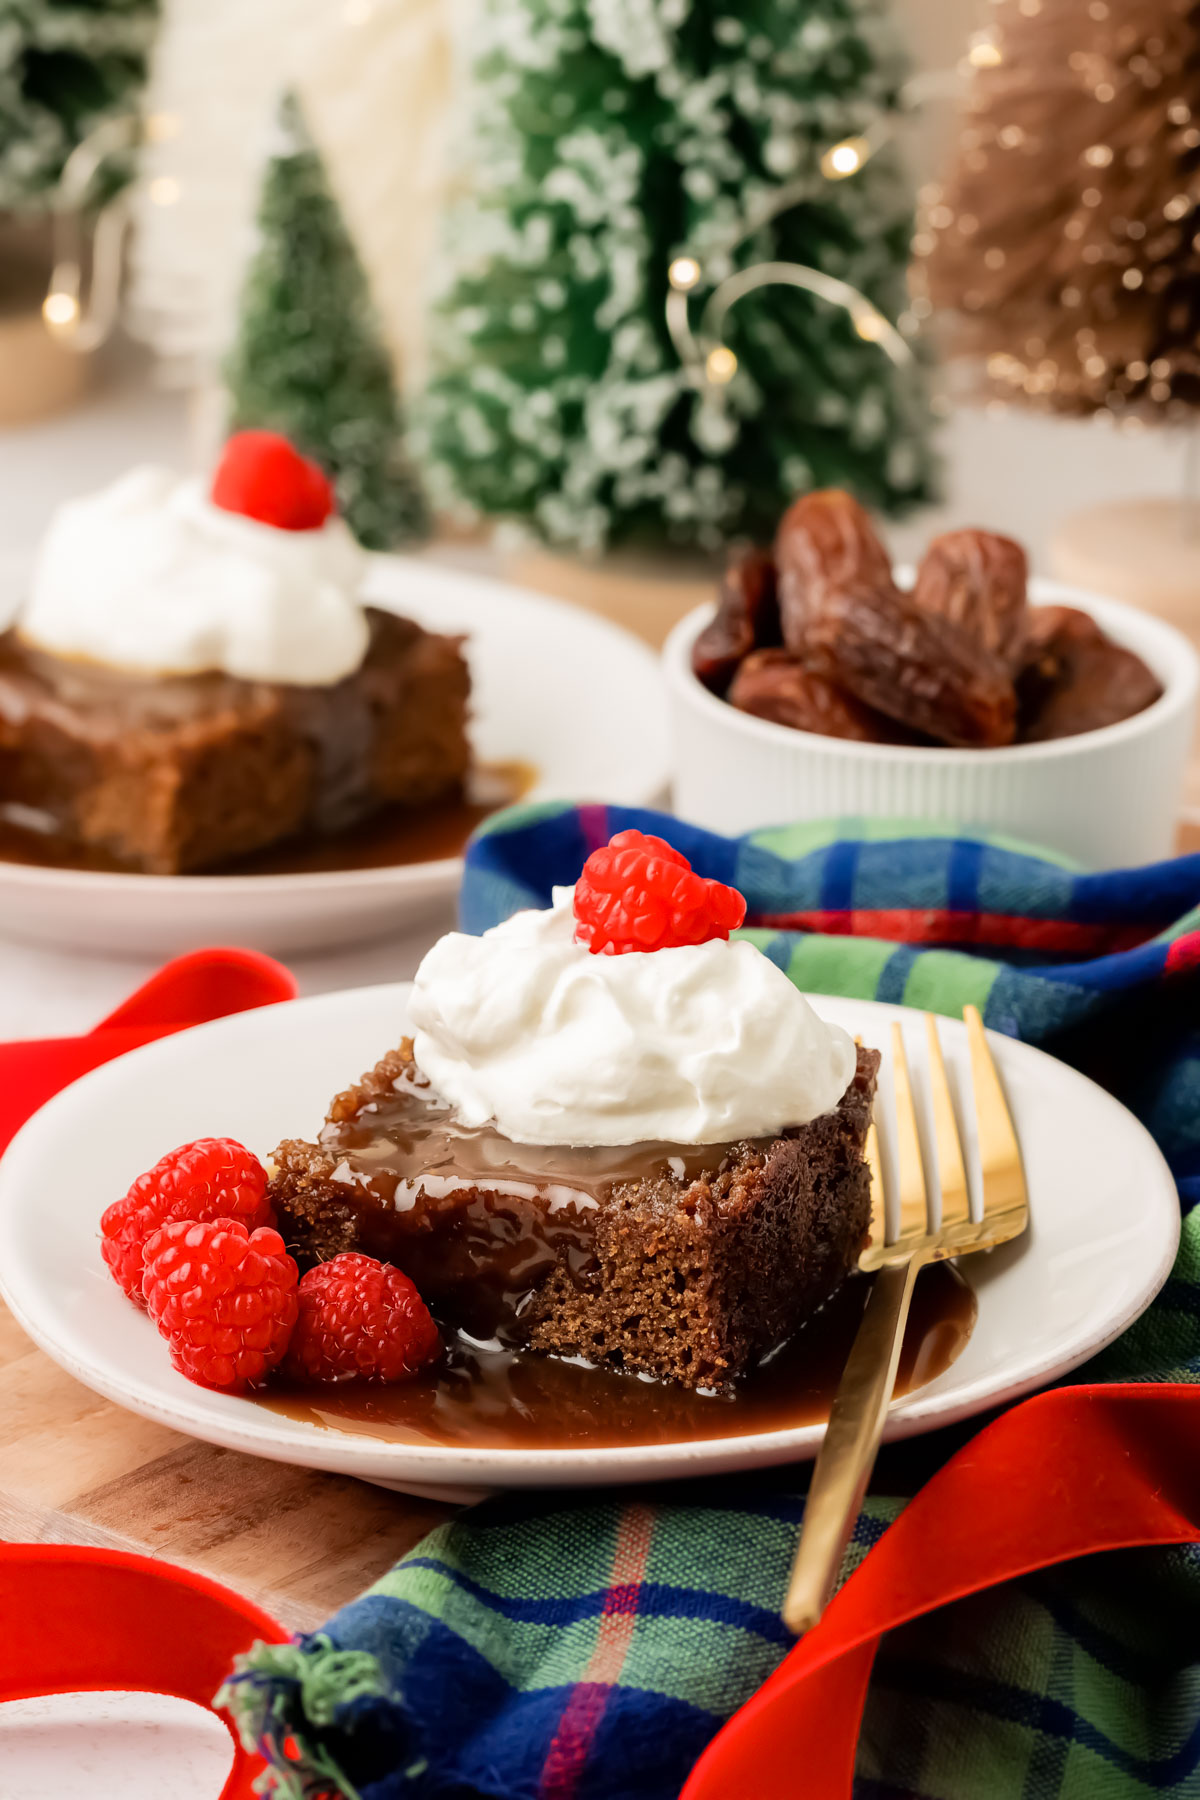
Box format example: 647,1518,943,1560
782,1004,1029,1635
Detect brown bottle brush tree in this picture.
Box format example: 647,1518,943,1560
915,0,1200,419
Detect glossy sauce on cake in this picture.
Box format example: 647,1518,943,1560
287,1050,778,1342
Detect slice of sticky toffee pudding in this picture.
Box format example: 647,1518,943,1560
269,1037,879,1393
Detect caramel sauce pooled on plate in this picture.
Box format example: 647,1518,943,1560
261,1263,976,1451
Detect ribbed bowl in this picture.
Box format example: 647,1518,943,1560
663,578,1199,869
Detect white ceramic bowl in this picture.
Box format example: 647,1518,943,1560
664,577,1200,869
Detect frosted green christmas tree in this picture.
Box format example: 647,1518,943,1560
0,0,157,209
225,92,427,551
422,0,936,553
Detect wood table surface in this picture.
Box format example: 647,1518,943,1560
1,568,1197,1634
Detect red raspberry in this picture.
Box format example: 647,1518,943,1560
210,429,335,531
573,829,747,955
284,1253,441,1385
141,1218,298,1392
101,1138,273,1307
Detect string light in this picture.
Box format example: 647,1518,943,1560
668,256,701,291
967,32,1003,67
815,69,962,188
666,249,914,403
820,136,867,180
42,113,140,354
144,111,180,143
663,60,974,394
42,290,79,329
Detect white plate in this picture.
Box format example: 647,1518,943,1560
0,558,669,956
0,986,1178,1503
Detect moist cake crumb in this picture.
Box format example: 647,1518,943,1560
270,1040,879,1392
0,609,470,873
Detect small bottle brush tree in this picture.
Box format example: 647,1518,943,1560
0,0,157,210
224,91,427,551
920,0,1200,419
421,0,937,555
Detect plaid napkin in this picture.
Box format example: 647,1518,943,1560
224,806,1200,1800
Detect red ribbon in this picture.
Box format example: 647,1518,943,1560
683,1383,1200,1797
0,1544,287,1799
0,954,297,1796
0,948,297,1156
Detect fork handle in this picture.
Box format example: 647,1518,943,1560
782,1257,924,1635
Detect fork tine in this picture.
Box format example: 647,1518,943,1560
855,1037,885,1252
924,1014,970,1227
890,1022,928,1243
864,1116,885,1251
964,1005,1028,1219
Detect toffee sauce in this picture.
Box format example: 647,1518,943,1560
266,1058,976,1451
261,1263,976,1451
305,1054,774,1344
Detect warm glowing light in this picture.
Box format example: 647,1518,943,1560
853,310,886,344
705,345,738,383
967,33,1002,67
669,256,701,291
343,0,373,21
149,176,180,206
820,137,867,180
42,291,78,328
145,111,181,143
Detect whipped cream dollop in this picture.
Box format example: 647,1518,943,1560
19,465,369,685
410,888,858,1147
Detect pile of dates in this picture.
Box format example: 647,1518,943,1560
692,490,1162,748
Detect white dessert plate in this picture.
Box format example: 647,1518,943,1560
0,557,669,956
0,984,1179,1504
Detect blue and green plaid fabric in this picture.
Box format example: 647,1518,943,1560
225,808,1200,1800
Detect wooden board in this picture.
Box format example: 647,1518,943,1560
2,561,1197,1631
0,1301,453,1631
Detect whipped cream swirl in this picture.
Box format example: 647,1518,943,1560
410,889,858,1147
19,466,369,685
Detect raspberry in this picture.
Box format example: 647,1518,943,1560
210,429,335,531
284,1253,441,1385
142,1218,298,1392
573,829,746,955
101,1138,273,1308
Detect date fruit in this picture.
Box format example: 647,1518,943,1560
728,649,915,742
802,581,1018,747
912,529,1028,668
775,489,894,649
1017,606,1162,741
692,547,779,694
